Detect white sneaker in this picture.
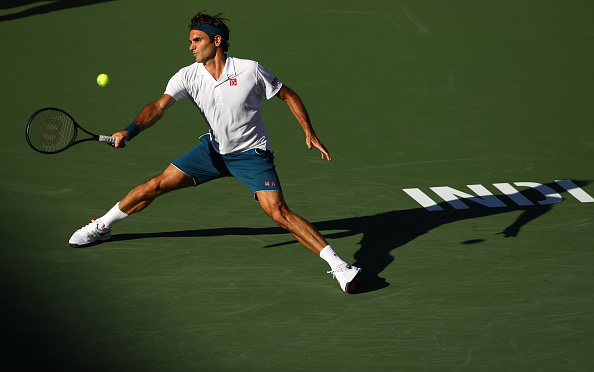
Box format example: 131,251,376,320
328,264,362,293
69,219,111,247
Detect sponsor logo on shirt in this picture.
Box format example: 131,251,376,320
271,77,279,87
229,78,237,86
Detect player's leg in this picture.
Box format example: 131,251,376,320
69,136,224,247
257,190,362,293
257,190,327,253
69,164,194,247
223,148,361,292
118,164,195,214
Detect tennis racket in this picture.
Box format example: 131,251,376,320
26,107,116,154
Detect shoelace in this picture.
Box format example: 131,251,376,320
77,220,108,236
327,264,349,279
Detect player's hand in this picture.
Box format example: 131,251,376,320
110,131,129,148
497,225,519,238
307,135,332,161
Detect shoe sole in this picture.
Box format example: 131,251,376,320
346,268,362,294
69,233,111,248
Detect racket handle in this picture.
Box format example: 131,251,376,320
99,135,117,144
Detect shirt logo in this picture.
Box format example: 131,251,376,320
271,77,279,87
229,78,237,86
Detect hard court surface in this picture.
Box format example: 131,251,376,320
1,1,593,370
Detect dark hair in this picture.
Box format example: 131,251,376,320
189,11,231,52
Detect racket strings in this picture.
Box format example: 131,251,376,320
27,109,76,152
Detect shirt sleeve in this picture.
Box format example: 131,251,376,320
164,68,191,101
256,63,283,100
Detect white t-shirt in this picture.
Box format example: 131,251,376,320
164,55,283,154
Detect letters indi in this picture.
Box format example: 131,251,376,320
403,180,594,211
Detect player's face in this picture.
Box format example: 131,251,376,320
189,30,218,63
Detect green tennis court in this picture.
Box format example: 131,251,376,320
1,1,593,370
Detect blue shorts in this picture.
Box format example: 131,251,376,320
171,135,282,197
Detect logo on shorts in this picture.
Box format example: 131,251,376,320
230,78,237,86
264,181,277,187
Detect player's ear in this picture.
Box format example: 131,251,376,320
214,35,223,48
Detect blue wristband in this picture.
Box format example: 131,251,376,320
124,123,140,140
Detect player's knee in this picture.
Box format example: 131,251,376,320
143,177,166,198
268,206,292,229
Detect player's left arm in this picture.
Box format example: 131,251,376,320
276,85,332,161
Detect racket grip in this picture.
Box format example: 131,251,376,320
99,135,117,144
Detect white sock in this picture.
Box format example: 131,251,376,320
97,202,128,229
319,245,347,270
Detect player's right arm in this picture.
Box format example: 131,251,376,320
112,94,177,148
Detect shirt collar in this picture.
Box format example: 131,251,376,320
196,55,236,82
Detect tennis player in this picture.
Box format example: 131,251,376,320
69,11,361,293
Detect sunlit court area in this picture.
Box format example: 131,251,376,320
1,1,593,370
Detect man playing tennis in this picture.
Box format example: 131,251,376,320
69,11,361,293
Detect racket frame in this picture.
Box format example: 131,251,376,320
26,107,115,154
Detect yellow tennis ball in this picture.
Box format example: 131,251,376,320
97,73,110,87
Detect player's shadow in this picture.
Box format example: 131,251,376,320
110,180,590,293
